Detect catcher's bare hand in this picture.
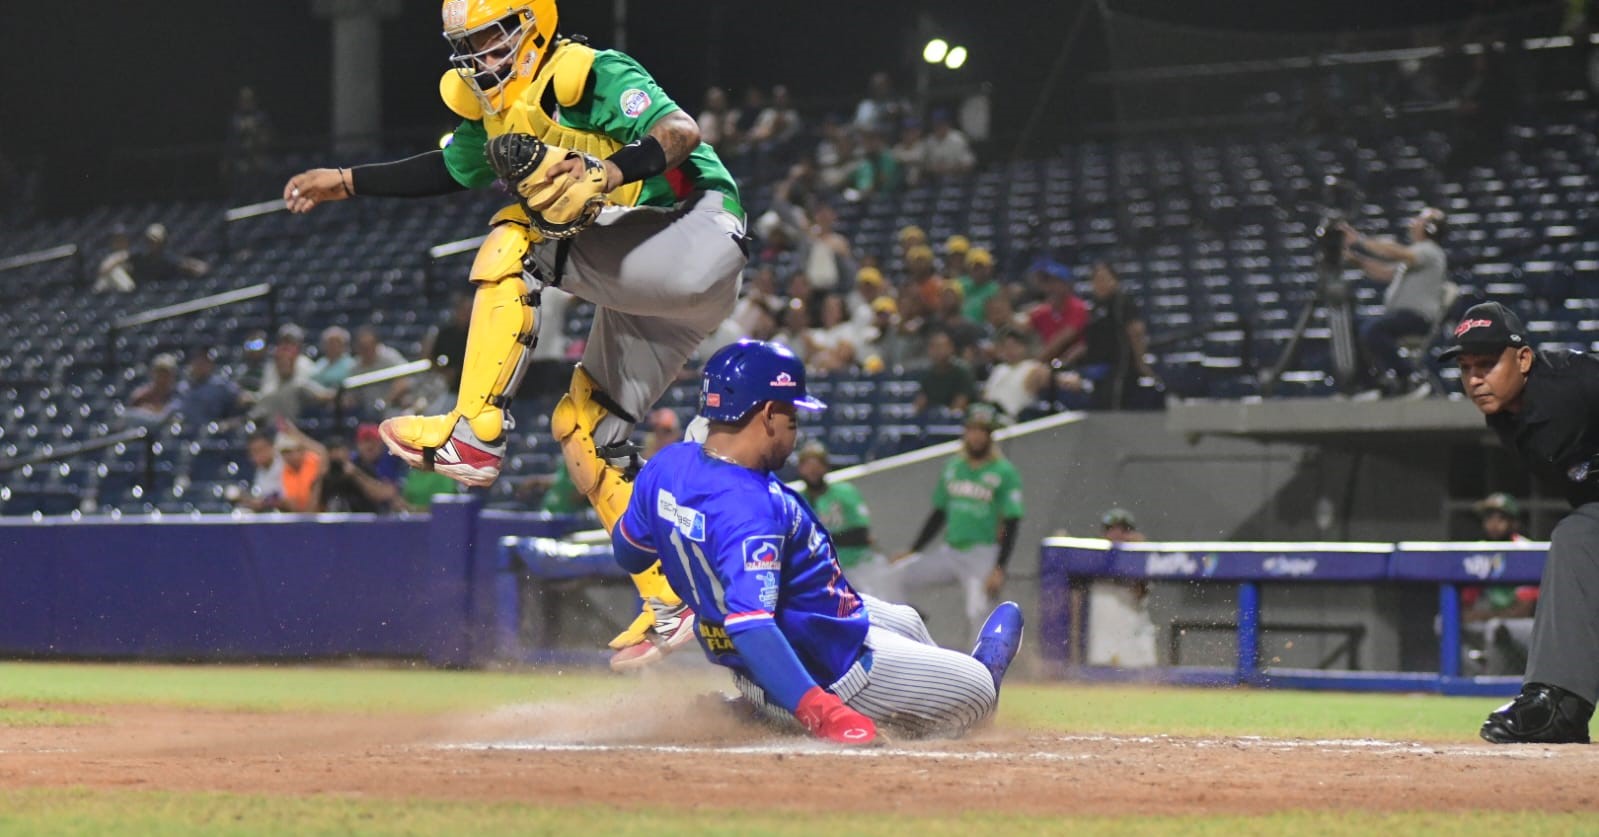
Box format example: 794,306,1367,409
283,168,351,214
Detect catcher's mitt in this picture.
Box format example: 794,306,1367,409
485,133,608,239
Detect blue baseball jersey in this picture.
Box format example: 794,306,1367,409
616,442,869,685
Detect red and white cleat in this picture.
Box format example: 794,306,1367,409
379,414,505,488
609,600,697,672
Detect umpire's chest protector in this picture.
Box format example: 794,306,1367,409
440,39,643,208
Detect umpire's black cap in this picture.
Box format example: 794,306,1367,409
1438,302,1528,362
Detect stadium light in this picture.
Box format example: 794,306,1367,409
438,131,455,149
944,45,968,70
923,38,949,64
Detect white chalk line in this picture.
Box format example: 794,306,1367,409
440,734,1562,761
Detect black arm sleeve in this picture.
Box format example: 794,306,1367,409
350,151,467,198
832,527,871,549
909,509,948,553
996,517,1021,570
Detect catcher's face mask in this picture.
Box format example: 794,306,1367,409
442,0,556,114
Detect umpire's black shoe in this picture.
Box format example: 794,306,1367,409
1480,682,1594,744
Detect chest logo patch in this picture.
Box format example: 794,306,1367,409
743,535,783,571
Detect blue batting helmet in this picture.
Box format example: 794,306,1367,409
699,339,827,423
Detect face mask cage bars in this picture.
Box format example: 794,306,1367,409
445,13,533,100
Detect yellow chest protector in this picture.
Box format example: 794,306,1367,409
440,40,643,208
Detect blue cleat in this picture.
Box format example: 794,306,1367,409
971,601,1024,690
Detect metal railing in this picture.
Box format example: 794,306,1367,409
0,244,85,287
0,425,155,487
107,283,276,367
334,359,432,426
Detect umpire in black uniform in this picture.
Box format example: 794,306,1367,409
1445,301,1596,743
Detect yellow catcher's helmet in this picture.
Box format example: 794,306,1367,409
441,0,558,115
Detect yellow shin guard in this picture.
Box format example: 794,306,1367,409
551,365,683,647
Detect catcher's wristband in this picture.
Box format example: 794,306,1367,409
607,136,667,185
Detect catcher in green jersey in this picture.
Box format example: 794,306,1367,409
796,441,892,593
282,0,747,671
879,404,1025,642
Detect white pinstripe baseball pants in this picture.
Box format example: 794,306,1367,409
733,594,999,739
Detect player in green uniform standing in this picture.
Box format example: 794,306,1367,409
796,441,890,592
881,404,1025,641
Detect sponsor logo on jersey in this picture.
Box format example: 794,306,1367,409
743,535,783,571
758,571,779,610
620,88,652,118
946,479,995,502
1462,553,1506,580
771,371,798,387
656,489,706,541
1262,556,1318,577
698,622,735,654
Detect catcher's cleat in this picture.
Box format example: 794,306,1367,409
608,599,697,672
971,601,1025,691
379,414,505,488
1480,682,1593,744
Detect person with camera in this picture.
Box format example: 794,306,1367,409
318,424,406,514
1339,207,1450,399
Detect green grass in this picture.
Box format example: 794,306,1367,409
1000,682,1497,742
0,661,640,714
0,790,1593,837
0,708,102,727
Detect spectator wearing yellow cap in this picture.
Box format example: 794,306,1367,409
959,247,1000,323
944,235,971,283
862,296,922,373
847,265,890,330
897,225,928,261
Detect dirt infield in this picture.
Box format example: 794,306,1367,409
3,699,1597,817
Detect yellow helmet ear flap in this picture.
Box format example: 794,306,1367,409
440,69,484,120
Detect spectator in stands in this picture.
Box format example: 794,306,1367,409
936,280,984,362
798,202,856,295
805,293,863,375
233,430,284,512
642,408,683,459
1026,261,1088,365
847,266,887,329
235,329,270,393
904,244,946,312
401,467,460,511
913,328,978,414
848,130,903,200
853,72,912,137
128,223,208,283
176,346,242,427
773,297,813,363
732,265,785,336
728,86,767,155
343,325,410,418
516,458,585,513
221,85,274,198
981,289,1028,342
960,247,1001,324
861,296,919,373
310,326,354,389
1080,262,1160,411
815,117,860,193
943,235,971,284
1340,207,1450,398
893,117,929,187
247,323,333,422
982,329,1050,419
272,421,325,514
316,424,404,514
797,441,887,592
695,86,737,148
923,110,977,181
748,84,803,150
93,228,136,294
897,225,929,261
1462,492,1538,676
125,353,182,426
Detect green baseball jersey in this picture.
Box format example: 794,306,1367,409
932,455,1024,549
444,51,738,207
539,460,585,514
959,276,1000,323
806,481,873,567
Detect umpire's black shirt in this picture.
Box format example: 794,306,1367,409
1487,349,1599,508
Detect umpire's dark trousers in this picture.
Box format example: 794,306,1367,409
1527,503,1599,701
